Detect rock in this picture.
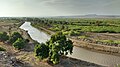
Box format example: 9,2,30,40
4,55,8,58
0,52,3,55
3,53,6,56
10,57,16,62
8,60,13,64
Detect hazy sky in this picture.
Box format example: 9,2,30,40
0,0,120,17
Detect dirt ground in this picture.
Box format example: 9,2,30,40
85,32,120,41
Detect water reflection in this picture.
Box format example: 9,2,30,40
20,22,50,43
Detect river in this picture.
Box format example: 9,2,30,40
20,22,120,67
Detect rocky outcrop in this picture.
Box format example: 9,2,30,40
0,51,25,67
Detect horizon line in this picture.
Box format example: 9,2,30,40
0,14,120,17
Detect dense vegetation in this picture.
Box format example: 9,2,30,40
35,43,49,59
0,31,28,50
28,18,120,47
0,32,9,42
1,17,120,34
34,32,73,64
10,32,28,49
9,32,23,44
13,38,26,49
30,18,120,36
0,17,25,23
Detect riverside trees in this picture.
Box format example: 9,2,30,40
0,31,28,50
34,32,73,64
34,43,49,60
9,32,23,44
13,38,26,50
10,32,29,50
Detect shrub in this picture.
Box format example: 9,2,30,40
13,38,25,49
9,32,23,44
78,36,87,39
34,43,49,60
0,32,9,42
34,32,73,64
0,47,6,51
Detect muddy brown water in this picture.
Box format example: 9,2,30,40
20,22,120,67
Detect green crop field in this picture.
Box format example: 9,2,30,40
31,18,120,36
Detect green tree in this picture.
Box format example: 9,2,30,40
34,43,49,60
48,32,73,64
13,38,25,49
50,52,60,64
9,32,23,44
69,30,75,36
0,32,9,42
34,32,73,64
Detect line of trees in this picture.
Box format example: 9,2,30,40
0,32,29,50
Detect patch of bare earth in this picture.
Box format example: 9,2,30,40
85,32,120,40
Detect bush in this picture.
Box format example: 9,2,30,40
13,38,25,49
69,30,80,36
0,47,6,51
63,31,69,35
34,32,73,64
78,36,87,39
9,32,23,44
49,32,73,64
0,32,9,42
69,30,75,36
34,43,49,60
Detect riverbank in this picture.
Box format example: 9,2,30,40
31,23,120,57
54,56,104,67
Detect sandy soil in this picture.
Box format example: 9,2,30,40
85,32,120,40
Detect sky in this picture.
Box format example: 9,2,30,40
0,0,120,17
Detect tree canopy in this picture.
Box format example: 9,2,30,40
0,32,9,42
13,38,25,49
34,43,49,60
9,32,23,44
34,32,73,64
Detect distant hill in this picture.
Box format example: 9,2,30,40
0,14,120,18
53,14,120,18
